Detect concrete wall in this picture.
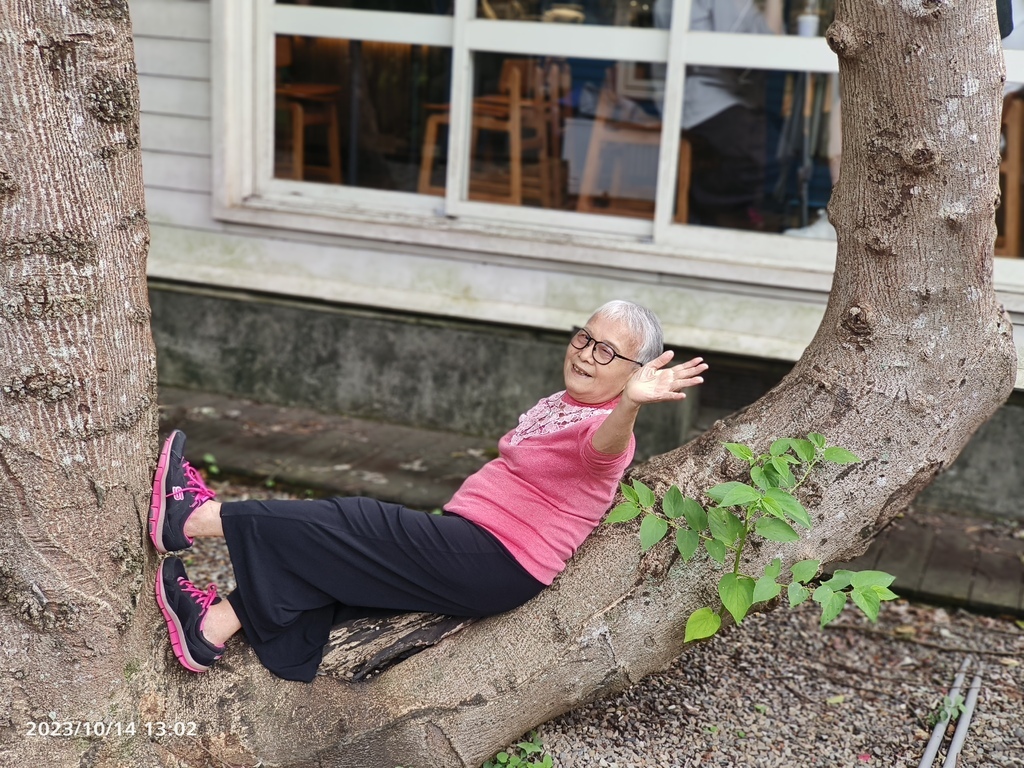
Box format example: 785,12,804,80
149,283,724,460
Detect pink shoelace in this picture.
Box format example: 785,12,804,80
168,461,218,510
178,578,219,614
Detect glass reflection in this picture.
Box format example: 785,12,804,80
433,53,664,219
273,35,452,192
476,0,656,26
275,0,453,14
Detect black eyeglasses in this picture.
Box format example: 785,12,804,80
570,327,642,366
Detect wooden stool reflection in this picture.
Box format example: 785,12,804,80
996,94,1023,257
419,60,561,206
575,80,692,221
276,83,343,184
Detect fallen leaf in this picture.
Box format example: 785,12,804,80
858,755,872,763
1016,620,1024,631
999,658,1020,667
895,625,917,636
826,694,845,705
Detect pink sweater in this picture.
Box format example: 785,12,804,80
445,391,635,585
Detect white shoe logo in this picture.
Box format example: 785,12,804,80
171,486,185,501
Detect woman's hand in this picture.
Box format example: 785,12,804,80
623,350,707,406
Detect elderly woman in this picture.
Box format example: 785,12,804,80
150,301,707,682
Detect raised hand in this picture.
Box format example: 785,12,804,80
623,350,707,406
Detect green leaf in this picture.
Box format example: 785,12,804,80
681,497,709,532
755,517,800,543
604,501,642,524
639,514,669,551
851,586,881,622
850,570,897,590
760,495,785,519
821,570,853,591
684,606,722,642
750,465,770,490
790,438,816,463
812,584,834,603
676,528,700,561
707,481,749,504
873,585,899,601
790,559,821,584
808,432,826,449
518,742,542,755
764,488,812,529
763,463,795,489
768,457,796,486
753,573,782,603
497,753,509,764
662,485,686,519
724,442,756,462
765,557,782,581
769,439,791,456
704,538,727,564
818,590,848,627
788,582,811,606
708,507,744,545
719,573,755,624
632,479,656,509
719,483,762,508
822,446,860,464
620,482,639,505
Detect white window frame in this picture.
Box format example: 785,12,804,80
212,0,1024,293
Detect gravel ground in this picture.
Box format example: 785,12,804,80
185,479,1024,768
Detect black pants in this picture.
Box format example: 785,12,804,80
685,103,767,227
221,496,544,682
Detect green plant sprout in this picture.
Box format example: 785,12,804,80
482,731,553,768
927,694,966,727
605,433,898,641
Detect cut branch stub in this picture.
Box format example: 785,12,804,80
826,20,869,59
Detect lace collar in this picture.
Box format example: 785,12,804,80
509,391,617,446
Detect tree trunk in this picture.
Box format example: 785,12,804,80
0,1,1016,767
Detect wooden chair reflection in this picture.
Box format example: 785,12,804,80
576,76,691,222
275,36,343,185
418,59,566,206
996,93,1023,257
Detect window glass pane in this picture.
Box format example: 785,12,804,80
679,65,838,236
275,0,453,14
461,52,664,219
681,0,788,36
274,35,453,193
476,0,656,27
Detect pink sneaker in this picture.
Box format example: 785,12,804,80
149,430,216,553
155,557,225,673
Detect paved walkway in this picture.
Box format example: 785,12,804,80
159,386,1024,617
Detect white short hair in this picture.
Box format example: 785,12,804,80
589,300,664,364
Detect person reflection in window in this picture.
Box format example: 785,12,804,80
655,0,782,230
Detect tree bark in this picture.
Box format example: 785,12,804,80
0,1,1016,767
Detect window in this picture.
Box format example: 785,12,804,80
215,1,1024,260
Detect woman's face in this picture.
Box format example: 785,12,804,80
563,313,640,404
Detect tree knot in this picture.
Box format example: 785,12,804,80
3,368,80,403
900,139,941,173
0,169,17,197
842,305,873,339
826,21,869,59
86,70,138,124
